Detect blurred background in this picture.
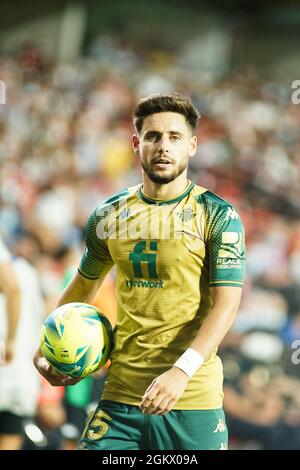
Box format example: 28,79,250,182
0,0,300,450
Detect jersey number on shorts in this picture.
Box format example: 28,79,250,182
81,409,112,441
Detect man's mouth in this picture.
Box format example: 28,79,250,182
152,158,173,166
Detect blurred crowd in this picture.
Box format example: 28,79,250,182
0,38,300,449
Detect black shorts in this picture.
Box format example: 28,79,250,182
0,411,24,435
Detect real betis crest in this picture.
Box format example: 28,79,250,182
176,206,196,223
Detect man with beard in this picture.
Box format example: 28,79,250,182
34,93,246,450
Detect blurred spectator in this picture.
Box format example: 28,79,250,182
22,376,65,450
0,250,43,450
223,354,300,449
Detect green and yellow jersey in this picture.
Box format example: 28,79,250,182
79,181,246,410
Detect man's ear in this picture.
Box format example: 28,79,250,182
189,135,197,158
132,134,140,156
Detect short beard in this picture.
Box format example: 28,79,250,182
141,160,187,184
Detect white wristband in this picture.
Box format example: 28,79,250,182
173,348,204,378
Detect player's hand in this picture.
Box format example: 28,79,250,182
139,367,189,415
33,350,83,387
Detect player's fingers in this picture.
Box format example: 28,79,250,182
48,375,81,387
37,359,74,386
147,396,171,415
141,394,166,414
143,380,157,396
140,393,160,412
156,398,177,416
61,377,83,386
140,387,159,406
140,395,156,410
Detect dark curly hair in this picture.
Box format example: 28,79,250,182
133,92,200,134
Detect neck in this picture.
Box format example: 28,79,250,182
142,172,189,200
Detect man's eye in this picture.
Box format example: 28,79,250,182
146,134,159,141
170,135,180,141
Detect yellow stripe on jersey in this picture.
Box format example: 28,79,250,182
210,280,244,285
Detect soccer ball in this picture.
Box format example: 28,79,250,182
40,302,114,378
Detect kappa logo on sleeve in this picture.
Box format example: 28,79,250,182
225,207,239,221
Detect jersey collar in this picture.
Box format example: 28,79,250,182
137,181,195,206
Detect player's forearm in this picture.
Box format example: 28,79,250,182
190,302,239,361
57,272,103,307
56,270,102,307
190,287,242,361
172,287,242,378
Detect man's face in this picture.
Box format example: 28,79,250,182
133,112,197,184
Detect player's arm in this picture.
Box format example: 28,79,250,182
34,207,114,386
140,286,242,415
0,260,21,363
57,270,105,307
188,285,242,359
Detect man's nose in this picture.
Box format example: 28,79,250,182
158,135,170,153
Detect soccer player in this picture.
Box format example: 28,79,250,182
34,93,246,450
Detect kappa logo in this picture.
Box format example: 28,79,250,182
176,206,196,223
225,207,239,221
219,443,227,450
214,419,226,433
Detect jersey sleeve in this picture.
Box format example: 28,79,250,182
205,204,246,287
78,208,114,281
